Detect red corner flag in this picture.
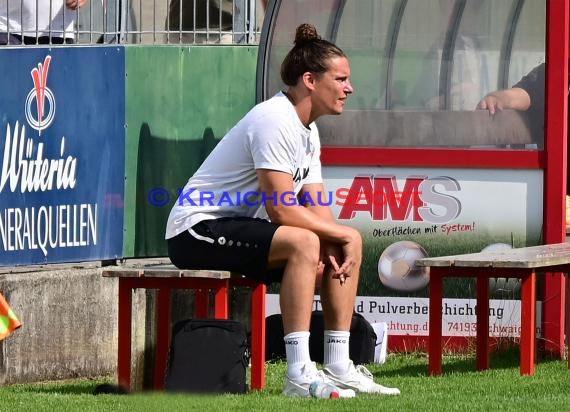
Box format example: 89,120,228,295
0,292,21,341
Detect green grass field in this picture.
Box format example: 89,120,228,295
1,349,569,411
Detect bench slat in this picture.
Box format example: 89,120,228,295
101,268,144,277
101,265,231,279
417,242,570,269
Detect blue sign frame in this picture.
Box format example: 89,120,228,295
0,47,125,265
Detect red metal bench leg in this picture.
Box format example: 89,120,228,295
429,269,443,376
567,274,570,370
214,281,229,319
154,287,172,390
250,282,266,389
195,289,209,318
520,271,536,375
476,276,490,371
117,279,133,390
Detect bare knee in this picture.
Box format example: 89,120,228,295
269,226,320,268
289,229,320,266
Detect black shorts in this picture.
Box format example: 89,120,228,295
167,217,284,285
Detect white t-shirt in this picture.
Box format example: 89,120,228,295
165,92,323,239
0,0,77,39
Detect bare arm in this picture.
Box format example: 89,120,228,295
298,183,360,283
257,170,361,280
297,182,336,222
257,170,353,242
476,87,531,115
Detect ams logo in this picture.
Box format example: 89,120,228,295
337,175,462,224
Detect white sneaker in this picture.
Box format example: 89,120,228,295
323,361,401,395
283,362,356,398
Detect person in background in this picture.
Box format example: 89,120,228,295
405,0,488,111
0,0,88,45
477,62,570,229
165,0,234,44
476,62,545,138
165,23,400,398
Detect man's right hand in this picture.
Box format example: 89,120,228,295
328,226,362,284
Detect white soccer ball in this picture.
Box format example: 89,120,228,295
378,241,430,292
483,243,521,294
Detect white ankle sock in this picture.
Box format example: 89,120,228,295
324,330,351,375
284,331,312,379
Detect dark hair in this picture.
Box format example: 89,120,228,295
280,23,347,86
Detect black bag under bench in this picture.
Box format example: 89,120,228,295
164,319,249,394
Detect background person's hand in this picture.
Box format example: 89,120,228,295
476,94,503,115
66,0,87,10
476,87,531,115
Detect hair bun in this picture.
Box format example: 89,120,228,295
294,23,321,45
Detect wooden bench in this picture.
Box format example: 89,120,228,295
416,242,570,376
101,261,266,391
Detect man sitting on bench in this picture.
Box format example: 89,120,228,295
165,23,400,398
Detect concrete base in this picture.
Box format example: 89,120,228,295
0,262,121,385
0,259,253,388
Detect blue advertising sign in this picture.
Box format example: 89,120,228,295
0,47,125,265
